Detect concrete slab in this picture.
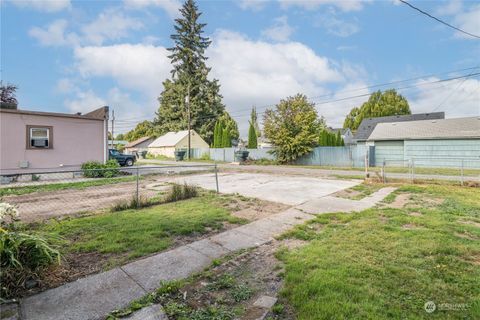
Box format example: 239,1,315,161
267,208,315,225
121,246,211,292
253,295,278,309
124,304,167,320
297,196,370,214
166,173,360,205
186,238,230,258
210,229,268,251
234,217,294,239
21,268,146,320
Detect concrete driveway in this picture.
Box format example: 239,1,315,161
162,172,360,205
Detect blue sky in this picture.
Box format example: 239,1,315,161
1,0,479,135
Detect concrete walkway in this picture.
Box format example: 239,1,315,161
20,187,395,320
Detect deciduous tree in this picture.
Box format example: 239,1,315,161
263,94,321,163
343,89,411,131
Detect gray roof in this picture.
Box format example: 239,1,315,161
149,130,190,147
368,117,480,141
353,112,445,141
125,136,153,148
330,128,351,135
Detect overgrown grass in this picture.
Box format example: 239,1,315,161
0,176,136,197
37,194,246,263
278,184,480,319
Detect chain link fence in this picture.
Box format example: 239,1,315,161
380,158,480,186
0,165,219,223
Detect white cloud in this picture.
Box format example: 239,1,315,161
408,77,480,117
435,1,480,40
70,30,350,133
29,8,143,47
315,9,359,37
65,90,106,114
74,44,171,97
28,19,79,47
261,16,294,42
9,0,71,12
278,0,369,12
238,0,268,11
55,78,78,94
123,0,181,18
81,8,144,45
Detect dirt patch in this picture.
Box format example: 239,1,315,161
455,232,479,241
117,240,295,320
409,211,423,217
401,223,419,230
385,193,443,209
386,193,412,209
332,188,362,200
231,201,290,221
459,220,480,228
6,176,167,223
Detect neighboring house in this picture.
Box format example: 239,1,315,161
329,128,354,145
0,106,109,173
367,117,480,168
353,112,445,145
124,136,154,154
148,130,209,157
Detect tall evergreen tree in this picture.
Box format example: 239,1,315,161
155,0,225,144
336,131,342,146
248,122,258,149
250,106,261,138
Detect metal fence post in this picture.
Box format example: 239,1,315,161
136,166,140,208
214,163,219,193
382,160,386,184
461,159,464,186
411,158,415,183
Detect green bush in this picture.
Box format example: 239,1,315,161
0,229,60,298
81,160,120,178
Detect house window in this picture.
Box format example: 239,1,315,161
27,126,52,149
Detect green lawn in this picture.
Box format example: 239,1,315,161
37,194,246,264
0,176,136,197
278,184,480,319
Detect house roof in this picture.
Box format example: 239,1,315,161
353,112,445,141
125,136,153,148
0,106,109,121
368,117,480,141
149,130,190,147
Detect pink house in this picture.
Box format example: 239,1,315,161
0,106,109,173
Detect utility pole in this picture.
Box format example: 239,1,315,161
111,109,115,149
185,85,191,160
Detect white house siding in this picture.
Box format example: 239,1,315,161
148,146,176,158
404,139,480,168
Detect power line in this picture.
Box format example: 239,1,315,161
114,66,480,123
399,0,480,39
115,70,480,127
431,68,479,112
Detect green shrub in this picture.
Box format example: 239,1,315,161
0,229,60,298
81,160,120,178
110,196,152,212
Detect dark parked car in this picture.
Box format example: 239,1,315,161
109,149,136,166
